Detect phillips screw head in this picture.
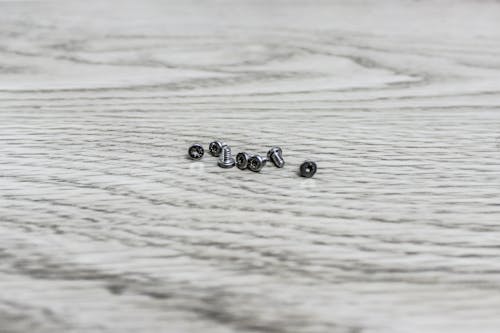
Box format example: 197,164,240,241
188,144,204,160
209,141,226,157
248,155,268,172
236,152,251,170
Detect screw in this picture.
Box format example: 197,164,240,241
218,145,235,168
236,152,251,170
188,144,204,160
248,155,268,172
209,141,226,157
267,146,285,168
299,160,317,178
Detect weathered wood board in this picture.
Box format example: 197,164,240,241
1,1,500,332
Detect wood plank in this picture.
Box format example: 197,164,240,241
1,1,500,332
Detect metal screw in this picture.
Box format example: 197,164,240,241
299,160,317,178
267,146,285,168
248,155,268,172
218,145,235,168
236,152,251,170
209,141,226,157
188,144,204,160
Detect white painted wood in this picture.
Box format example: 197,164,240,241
1,1,500,332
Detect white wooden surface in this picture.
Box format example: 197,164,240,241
1,1,500,332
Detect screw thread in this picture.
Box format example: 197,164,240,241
270,151,284,168
218,145,235,168
271,154,283,165
220,145,232,162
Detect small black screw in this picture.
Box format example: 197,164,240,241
299,161,317,178
188,144,204,160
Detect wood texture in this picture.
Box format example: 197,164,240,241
1,1,500,332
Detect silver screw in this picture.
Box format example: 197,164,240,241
236,152,251,170
218,145,235,168
267,146,285,168
248,155,268,172
209,141,226,157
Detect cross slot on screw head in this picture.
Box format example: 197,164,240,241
188,144,204,160
209,141,226,157
248,155,268,172
236,152,251,170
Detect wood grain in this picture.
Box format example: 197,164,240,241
1,1,500,332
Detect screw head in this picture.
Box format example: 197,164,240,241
267,146,282,159
248,155,267,172
299,161,317,178
218,160,235,168
236,152,251,170
209,141,225,157
188,144,204,160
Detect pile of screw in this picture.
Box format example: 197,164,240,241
188,141,317,178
